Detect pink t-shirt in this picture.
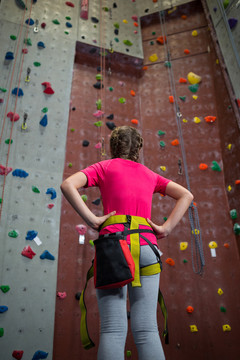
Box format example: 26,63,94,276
81,158,171,245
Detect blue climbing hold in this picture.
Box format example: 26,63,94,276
40,250,55,260
32,350,48,360
26,230,38,240
40,114,48,127
66,22,72,28
46,188,57,200
25,18,34,26
0,306,8,313
5,52,14,60
12,88,24,96
37,41,45,49
12,169,29,178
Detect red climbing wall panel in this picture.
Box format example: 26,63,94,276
53,2,240,359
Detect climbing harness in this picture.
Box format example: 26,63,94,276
159,10,205,274
79,215,169,349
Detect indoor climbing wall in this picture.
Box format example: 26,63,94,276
0,1,240,360
54,1,240,360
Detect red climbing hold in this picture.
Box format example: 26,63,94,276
48,204,54,209
44,87,54,95
184,49,190,54
12,350,24,360
235,180,240,185
7,111,20,121
157,36,166,45
171,139,179,146
131,15,138,21
166,258,175,266
21,246,36,259
237,99,240,108
205,116,216,123
131,119,138,125
186,306,194,313
22,48,28,54
133,22,138,27
0,164,12,175
169,96,174,103
66,1,75,7
179,78,187,83
41,22,46,29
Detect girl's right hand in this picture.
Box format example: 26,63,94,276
147,218,170,239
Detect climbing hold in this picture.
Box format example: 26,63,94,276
227,144,232,150
32,350,48,360
132,15,138,22
205,116,216,123
193,117,201,123
89,240,94,247
81,194,88,202
0,328,4,337
181,15,187,20
228,18,238,30
12,169,29,178
199,163,208,170
159,141,165,148
180,242,188,250
22,48,28,54
192,30,198,36
82,140,90,147
220,306,227,313
93,110,104,118
57,292,67,299
42,82,55,94
160,166,166,171
179,78,187,83
40,250,55,260
235,180,240,185
25,18,34,26
46,188,57,200
40,114,48,127
0,164,12,175
126,350,132,357
118,98,126,104
230,209,237,220
190,325,198,332
156,36,166,45
187,72,201,85
26,230,38,241
192,95,198,100
227,185,232,192
66,22,72,28
106,121,116,130
130,90,136,96
158,130,165,136
12,350,24,360
91,17,99,23
209,241,217,249
41,23,46,29
164,61,171,68
66,16,71,20
5,51,14,60
183,259,188,263
92,198,101,205
94,121,103,127
66,1,74,6
52,19,60,25
0,306,8,313
149,54,158,62
123,40,133,46
96,99,102,109
24,38,32,46
224,243,230,249
33,62,41,67
7,111,20,121
10,35,17,40
189,84,199,93
223,0,229,8
48,204,54,209
218,288,224,295
107,114,114,120
184,49,190,54
8,230,18,238
37,41,45,49
222,324,231,332
12,88,24,96
0,285,10,293
131,119,138,125
95,142,101,149
15,0,27,9
233,223,240,235
133,22,138,27
186,306,194,313
169,96,174,103
179,96,186,101
21,246,36,259
211,161,221,171
0,88,7,92
93,82,104,89
171,139,179,146
123,19,128,24
165,258,175,266
182,118,188,123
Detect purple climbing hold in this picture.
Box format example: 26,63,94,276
32,350,48,360
40,250,55,260
228,18,238,29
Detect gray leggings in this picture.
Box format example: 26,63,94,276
96,245,166,360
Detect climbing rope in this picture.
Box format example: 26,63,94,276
158,10,205,274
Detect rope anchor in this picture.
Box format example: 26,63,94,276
25,67,31,83
21,113,28,130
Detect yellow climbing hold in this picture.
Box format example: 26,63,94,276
218,288,224,295
182,118,188,123
192,30,198,36
227,185,232,192
194,117,201,124
123,19,128,24
222,324,231,332
149,54,158,62
180,242,188,250
216,59,219,64
187,72,202,84
192,95,198,100
190,325,198,332
227,144,232,150
208,241,217,249
160,166,166,171
168,6,177,14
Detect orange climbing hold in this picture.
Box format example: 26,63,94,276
184,49,190,54
181,15,187,20
199,163,208,170
186,306,194,313
169,95,174,103
171,139,179,146
157,36,166,45
131,119,138,125
179,77,187,83
224,243,230,249
166,258,175,266
205,116,216,123
130,90,136,96
142,66,148,70
133,22,138,27
235,180,240,185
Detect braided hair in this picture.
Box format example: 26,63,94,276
110,126,143,162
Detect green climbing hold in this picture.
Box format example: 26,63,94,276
123,40,133,46
188,84,199,93
233,223,240,235
126,350,132,357
103,7,109,11
230,209,237,220
94,121,103,127
32,186,40,193
96,99,102,110
33,62,41,67
65,31,69,35
10,35,17,40
183,259,188,263
0,328,4,337
211,161,221,171
179,96,186,101
114,38,119,42
150,41,154,45
0,198,2,204
24,38,32,46
109,87,113,91
42,107,48,113
96,74,102,81
70,128,75,132
220,306,226,312
66,16,71,20
114,23,119,29
0,88,7,92
119,98,126,104
89,240,94,247
8,230,18,238
81,194,88,202
160,141,165,148
164,61,171,68
152,31,156,35
5,139,13,144
163,217,168,222
223,0,229,9
0,285,10,293
158,130,165,136
52,19,60,25
68,163,73,168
